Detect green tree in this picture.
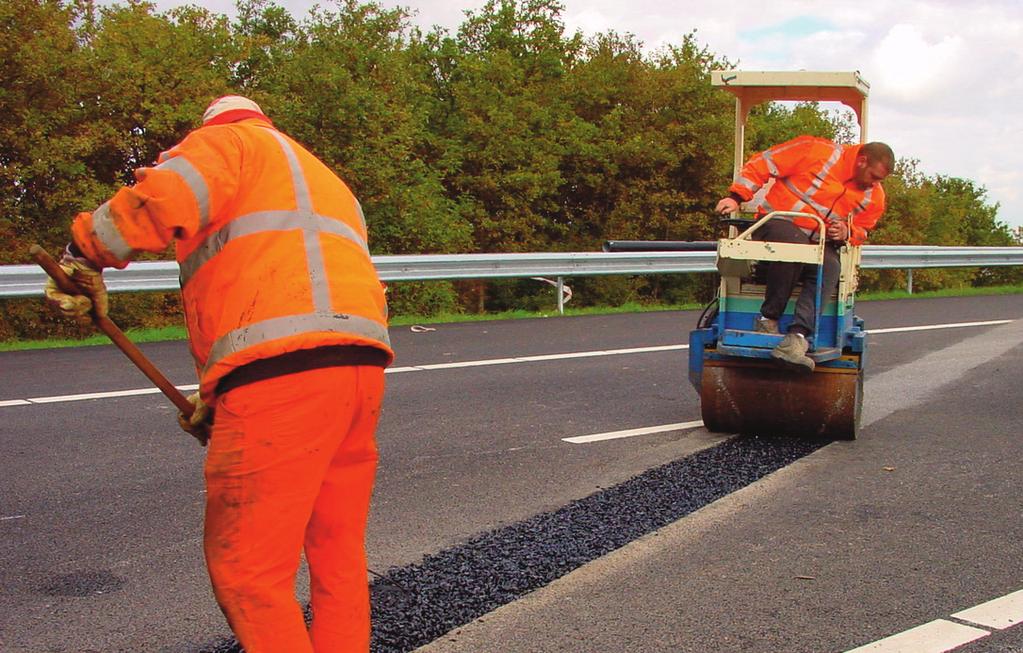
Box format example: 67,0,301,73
0,0,102,261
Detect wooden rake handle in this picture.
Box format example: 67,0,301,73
30,244,195,417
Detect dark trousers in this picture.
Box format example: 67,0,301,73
754,219,841,336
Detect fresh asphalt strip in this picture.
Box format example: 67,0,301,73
199,434,824,653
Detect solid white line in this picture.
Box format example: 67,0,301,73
0,319,1012,407
868,319,1011,334
384,344,689,374
22,384,199,405
0,515,26,521
562,420,704,444
952,588,1023,629
844,619,989,653
27,387,165,403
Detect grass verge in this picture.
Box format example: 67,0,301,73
3,286,1022,352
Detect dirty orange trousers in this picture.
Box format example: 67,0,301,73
204,364,385,653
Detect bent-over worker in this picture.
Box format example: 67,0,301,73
716,135,893,371
43,95,392,653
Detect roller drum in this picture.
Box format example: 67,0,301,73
700,357,862,440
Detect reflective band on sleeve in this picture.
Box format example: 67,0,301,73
178,210,369,286
155,157,211,229
760,138,811,176
736,177,759,192
203,312,391,375
90,201,135,261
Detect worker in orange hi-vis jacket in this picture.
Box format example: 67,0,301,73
715,135,894,372
42,95,393,653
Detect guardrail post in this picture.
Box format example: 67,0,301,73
557,276,565,314
906,268,913,295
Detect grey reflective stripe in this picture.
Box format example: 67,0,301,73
356,200,367,231
179,210,370,286
782,178,830,215
736,176,759,192
304,225,332,311
850,187,874,217
760,139,808,176
265,130,313,212
264,129,334,310
155,157,211,229
90,201,134,261
203,312,391,376
806,144,843,196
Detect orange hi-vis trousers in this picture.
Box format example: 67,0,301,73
203,364,385,653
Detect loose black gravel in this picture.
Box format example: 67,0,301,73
201,435,825,653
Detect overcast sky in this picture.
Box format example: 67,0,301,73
150,0,1023,229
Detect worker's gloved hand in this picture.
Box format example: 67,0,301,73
826,220,850,242
715,197,739,214
177,392,214,447
43,251,108,325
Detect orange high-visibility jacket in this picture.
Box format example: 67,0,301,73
72,118,392,400
729,135,886,246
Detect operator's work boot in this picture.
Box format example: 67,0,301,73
771,332,815,372
754,315,779,334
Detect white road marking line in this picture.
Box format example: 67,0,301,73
562,420,704,444
844,619,989,653
384,345,689,374
0,319,1011,407
1,515,26,521
24,383,199,404
27,387,165,403
952,588,1023,629
868,319,1011,334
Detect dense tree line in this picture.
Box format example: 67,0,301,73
1,0,1017,339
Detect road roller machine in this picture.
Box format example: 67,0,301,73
610,70,873,439
698,70,872,439
688,209,866,439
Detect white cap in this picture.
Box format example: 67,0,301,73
202,95,265,124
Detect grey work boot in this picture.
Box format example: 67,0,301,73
754,315,779,334
771,332,815,372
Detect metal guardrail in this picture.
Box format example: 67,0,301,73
2,246,1023,298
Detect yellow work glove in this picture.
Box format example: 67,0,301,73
43,252,108,325
177,392,213,446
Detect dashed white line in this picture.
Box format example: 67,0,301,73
562,420,704,444
0,319,1012,408
1,515,26,521
845,619,990,653
952,588,1023,630
846,587,1023,652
